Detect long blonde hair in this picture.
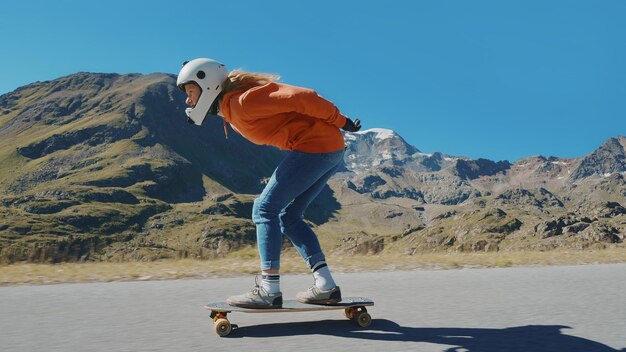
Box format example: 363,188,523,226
221,70,280,94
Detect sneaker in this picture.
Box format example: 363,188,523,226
226,277,283,309
296,285,342,305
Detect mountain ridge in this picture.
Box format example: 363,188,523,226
0,72,624,263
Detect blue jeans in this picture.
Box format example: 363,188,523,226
252,149,345,271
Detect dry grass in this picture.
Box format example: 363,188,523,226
2,247,626,286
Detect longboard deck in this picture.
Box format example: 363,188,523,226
206,296,374,336
206,296,374,313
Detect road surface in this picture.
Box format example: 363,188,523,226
1,264,625,351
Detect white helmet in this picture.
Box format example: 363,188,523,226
177,58,228,126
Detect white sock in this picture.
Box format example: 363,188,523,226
261,275,281,294
312,261,336,291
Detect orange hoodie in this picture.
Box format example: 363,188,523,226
219,82,347,153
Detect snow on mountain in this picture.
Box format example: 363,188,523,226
342,128,463,174
353,128,396,140
342,128,421,173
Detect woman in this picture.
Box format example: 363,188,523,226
177,58,361,308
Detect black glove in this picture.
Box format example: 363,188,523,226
342,118,361,132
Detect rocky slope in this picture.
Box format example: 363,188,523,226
0,73,624,263
331,131,625,254
0,73,283,262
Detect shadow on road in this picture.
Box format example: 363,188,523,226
230,319,624,351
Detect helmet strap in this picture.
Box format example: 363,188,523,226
208,92,224,115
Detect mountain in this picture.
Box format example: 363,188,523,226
343,128,421,172
329,129,625,254
0,72,624,263
570,136,626,180
0,73,284,262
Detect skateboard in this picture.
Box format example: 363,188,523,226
205,296,374,337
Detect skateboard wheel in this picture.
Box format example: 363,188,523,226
344,307,356,319
354,311,372,328
215,318,232,337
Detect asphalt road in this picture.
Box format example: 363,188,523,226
1,264,625,352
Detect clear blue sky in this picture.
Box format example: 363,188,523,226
1,0,624,162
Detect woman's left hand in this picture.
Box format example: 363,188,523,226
342,118,361,132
